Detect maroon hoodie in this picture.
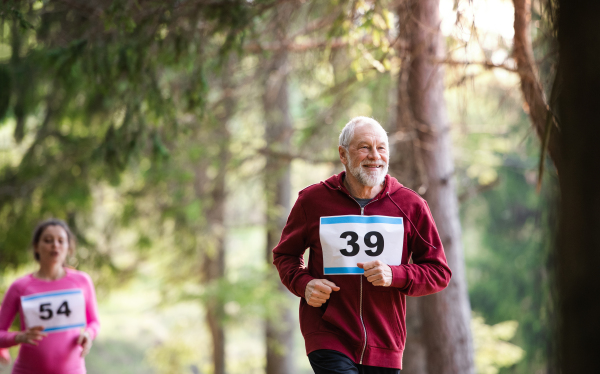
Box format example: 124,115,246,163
273,172,451,369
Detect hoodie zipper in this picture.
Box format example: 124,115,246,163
337,185,377,364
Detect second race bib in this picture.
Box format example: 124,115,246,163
21,289,86,333
320,215,404,275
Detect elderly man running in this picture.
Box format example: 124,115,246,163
273,116,451,373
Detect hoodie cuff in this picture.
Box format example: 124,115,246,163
390,265,409,289
294,274,316,299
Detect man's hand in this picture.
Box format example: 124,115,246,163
358,261,392,287
15,326,46,346
305,279,340,307
77,330,93,357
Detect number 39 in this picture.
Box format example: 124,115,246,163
339,231,384,257
39,301,72,320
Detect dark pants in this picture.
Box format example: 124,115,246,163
308,349,401,374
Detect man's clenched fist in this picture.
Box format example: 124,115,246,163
358,260,392,287
305,279,340,307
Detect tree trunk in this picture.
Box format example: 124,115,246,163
389,7,427,371
512,0,562,170
263,3,296,374
556,0,600,372
397,0,475,373
199,62,235,374
203,136,228,374
402,297,428,374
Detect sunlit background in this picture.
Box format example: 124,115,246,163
0,0,557,373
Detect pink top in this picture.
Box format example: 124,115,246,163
0,307,9,364
0,268,100,374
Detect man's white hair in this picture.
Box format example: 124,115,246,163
339,116,388,149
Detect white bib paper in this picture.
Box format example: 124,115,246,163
320,215,404,275
21,289,86,333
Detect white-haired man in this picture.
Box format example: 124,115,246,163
273,117,452,373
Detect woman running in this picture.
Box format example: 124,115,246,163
0,219,100,374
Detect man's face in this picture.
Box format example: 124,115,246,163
340,123,389,187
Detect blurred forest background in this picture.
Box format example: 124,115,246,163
0,0,565,373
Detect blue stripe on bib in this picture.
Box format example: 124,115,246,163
320,216,403,225
324,267,364,274
44,323,87,332
22,290,82,301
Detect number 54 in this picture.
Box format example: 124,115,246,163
339,231,384,257
39,301,72,320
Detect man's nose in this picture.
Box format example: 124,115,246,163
367,147,381,160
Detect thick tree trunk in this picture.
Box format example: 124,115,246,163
402,297,427,374
390,11,427,371
263,3,296,374
395,1,475,373
556,0,600,372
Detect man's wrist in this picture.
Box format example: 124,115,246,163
296,275,316,299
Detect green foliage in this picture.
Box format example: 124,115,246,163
0,0,279,272
449,68,558,373
463,167,556,374
0,66,10,120
472,316,525,374
145,340,197,374
0,1,560,373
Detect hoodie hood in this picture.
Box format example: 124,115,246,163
322,171,405,198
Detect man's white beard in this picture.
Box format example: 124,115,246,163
348,157,388,187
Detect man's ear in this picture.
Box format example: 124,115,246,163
339,146,348,166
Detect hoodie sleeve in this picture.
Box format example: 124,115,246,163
272,195,315,298
389,200,452,296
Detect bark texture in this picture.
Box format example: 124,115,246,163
556,0,600,372
394,0,475,373
263,3,296,374
402,297,427,374
389,6,427,372
203,160,227,374
512,0,562,169
198,62,234,374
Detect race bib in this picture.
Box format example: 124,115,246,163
320,215,404,275
21,289,86,333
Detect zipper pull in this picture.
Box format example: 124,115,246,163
361,206,364,215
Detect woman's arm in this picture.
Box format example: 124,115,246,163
82,272,100,341
0,285,46,348
77,272,100,357
0,285,21,348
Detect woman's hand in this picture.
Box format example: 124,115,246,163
0,348,11,365
77,330,92,357
15,326,46,346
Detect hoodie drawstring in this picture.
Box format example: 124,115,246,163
387,192,437,249
323,178,436,249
